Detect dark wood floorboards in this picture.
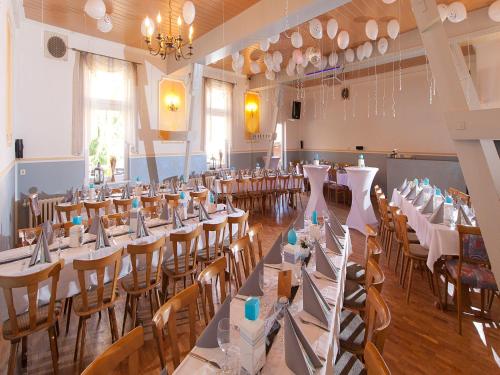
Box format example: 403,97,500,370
1,197,499,374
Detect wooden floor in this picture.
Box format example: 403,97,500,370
1,197,499,374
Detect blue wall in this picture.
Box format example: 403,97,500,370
129,154,206,182
0,165,15,250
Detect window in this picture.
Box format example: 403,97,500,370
205,79,233,169
83,54,137,182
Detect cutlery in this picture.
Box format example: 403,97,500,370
313,272,337,283
264,263,282,271
298,316,329,332
189,352,221,369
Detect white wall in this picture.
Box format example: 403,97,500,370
475,39,500,109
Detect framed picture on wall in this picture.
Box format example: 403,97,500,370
158,77,187,142
5,13,13,146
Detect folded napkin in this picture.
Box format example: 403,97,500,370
325,226,343,256
96,188,106,202
71,189,81,204
238,260,264,297
160,202,170,221
328,209,346,236
148,183,157,197
173,208,184,229
88,216,101,235
294,210,305,230
302,269,332,328
284,308,323,374
197,296,232,348
406,185,417,200
429,202,445,224
226,198,237,215
421,193,435,214
136,213,150,239
95,217,111,250
29,230,52,267
264,233,283,265
64,188,73,203
41,220,54,245
401,183,412,197
187,197,195,215
412,188,425,207
316,241,339,281
194,183,200,192
398,179,408,192
103,184,110,198
456,204,473,226
121,184,131,199
198,203,211,222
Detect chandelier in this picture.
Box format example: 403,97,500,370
141,0,195,60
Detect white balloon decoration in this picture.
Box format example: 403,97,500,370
308,47,321,65
291,31,303,48
84,0,106,20
356,45,365,61
292,49,304,65
259,39,270,52
377,37,389,55
489,0,500,22
345,48,355,63
141,18,155,36
447,2,467,23
297,64,305,77
337,30,350,49
328,52,339,67
265,69,275,80
272,51,283,65
301,57,308,68
272,61,281,73
326,19,339,39
437,4,449,22
182,1,196,25
382,0,396,3
288,58,296,71
286,63,295,77
309,18,323,39
320,56,328,70
365,19,379,41
269,34,280,44
236,54,244,69
264,53,273,69
250,61,260,74
363,41,373,58
97,14,113,33
387,19,400,40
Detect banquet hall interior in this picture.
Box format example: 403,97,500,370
1,0,500,374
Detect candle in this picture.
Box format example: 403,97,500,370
189,25,193,44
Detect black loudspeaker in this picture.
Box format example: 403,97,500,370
300,140,304,149
15,139,24,159
292,101,301,119
355,146,364,151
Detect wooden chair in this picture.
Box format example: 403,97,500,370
219,179,234,204
84,200,112,219
141,195,162,207
16,223,66,247
288,174,304,209
262,175,277,212
444,225,498,334
153,283,200,370
164,193,180,208
232,177,250,210
113,198,133,213
227,235,254,290
335,341,391,375
346,228,382,284
0,260,63,375
162,225,202,301
198,219,227,268
141,205,160,219
102,212,129,227
81,326,144,375
227,211,249,245
28,193,42,226
394,212,434,304
121,237,165,335
190,189,208,204
327,169,348,205
247,223,264,267
378,196,396,265
72,249,123,370
197,257,228,325
55,202,83,223
276,175,290,210
448,187,471,207
340,286,391,356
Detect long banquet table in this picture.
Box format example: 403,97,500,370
173,226,351,374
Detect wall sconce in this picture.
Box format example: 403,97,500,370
245,102,258,117
164,94,180,112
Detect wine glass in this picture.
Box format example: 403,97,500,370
25,229,36,252
107,218,116,245
222,345,240,374
217,318,231,365
280,242,287,263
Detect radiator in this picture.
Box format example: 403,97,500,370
28,196,65,227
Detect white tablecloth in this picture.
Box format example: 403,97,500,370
391,189,460,271
174,227,351,375
345,167,378,235
303,165,331,218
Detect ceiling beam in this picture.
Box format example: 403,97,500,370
165,0,351,75
249,6,500,91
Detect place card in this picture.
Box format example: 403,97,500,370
278,270,292,299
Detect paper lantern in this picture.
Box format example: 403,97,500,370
84,0,106,20
291,31,303,48
328,52,339,67
250,61,260,74
259,39,270,52
377,37,389,55
141,17,154,36
356,45,365,61
272,51,283,65
387,19,400,40
363,41,373,58
265,69,275,80
182,1,196,25
447,2,467,23
97,14,113,33
345,48,355,63
365,19,379,40
326,19,339,39
437,4,449,22
269,34,280,44
337,30,349,49
489,0,500,22
309,18,323,39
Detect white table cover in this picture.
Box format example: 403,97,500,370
391,189,460,271
303,165,331,219
345,167,378,235
336,172,348,187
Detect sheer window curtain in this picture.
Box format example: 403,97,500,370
204,78,233,167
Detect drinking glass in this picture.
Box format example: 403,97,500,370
280,242,287,263
55,227,65,258
221,345,241,374
217,318,231,364
25,229,36,252
107,218,116,245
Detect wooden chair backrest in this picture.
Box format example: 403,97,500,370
17,223,66,247
113,198,133,213
229,234,253,289
81,326,144,375
236,178,250,194
141,195,161,207
364,341,391,375
247,223,264,267
203,175,216,191
0,260,63,337
449,187,471,207
263,175,276,191
366,236,383,266
56,202,83,223
126,237,165,293
457,224,489,268
197,257,227,325
202,219,227,262
220,179,233,194
164,193,180,208
393,212,411,257
277,175,290,189
365,257,385,292
250,177,263,192
291,174,304,189
72,248,123,315
140,205,160,218
378,197,390,223
169,226,202,274
364,287,391,354
152,283,199,369
84,200,112,219
102,212,128,227
227,211,249,243
190,190,208,203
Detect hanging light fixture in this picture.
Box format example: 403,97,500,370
142,0,195,60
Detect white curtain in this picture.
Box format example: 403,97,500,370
204,78,233,167
71,51,84,156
